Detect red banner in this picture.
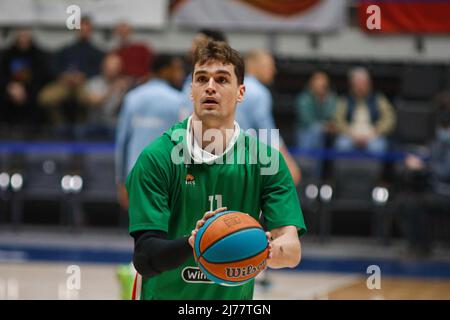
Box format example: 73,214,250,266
359,1,450,34
237,0,321,16
171,0,347,32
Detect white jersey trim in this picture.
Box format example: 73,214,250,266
186,116,241,164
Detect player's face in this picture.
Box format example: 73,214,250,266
191,61,245,124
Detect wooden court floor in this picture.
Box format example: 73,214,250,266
325,277,450,300
254,271,450,300
0,262,449,300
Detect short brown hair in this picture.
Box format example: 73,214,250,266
192,40,245,85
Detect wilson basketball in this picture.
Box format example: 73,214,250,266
193,211,269,286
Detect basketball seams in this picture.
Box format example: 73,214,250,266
195,211,232,258
202,244,269,265
199,213,262,253
194,211,268,285
197,226,262,261
194,211,230,259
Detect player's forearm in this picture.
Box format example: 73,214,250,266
133,231,192,278
267,232,301,269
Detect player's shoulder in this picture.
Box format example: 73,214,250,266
240,131,281,159
240,132,287,180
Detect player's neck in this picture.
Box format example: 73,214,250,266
190,116,236,153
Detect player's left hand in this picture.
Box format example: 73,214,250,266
188,207,228,248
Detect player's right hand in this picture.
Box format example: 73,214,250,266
188,207,228,248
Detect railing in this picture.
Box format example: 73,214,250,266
0,141,417,162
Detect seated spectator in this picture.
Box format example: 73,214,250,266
0,28,52,133
334,67,396,153
56,16,104,78
112,22,154,85
434,88,450,111
38,16,104,138
295,71,337,150
236,49,301,185
38,66,88,137
396,104,450,256
81,53,132,139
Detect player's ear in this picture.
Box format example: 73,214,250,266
190,83,193,101
236,84,245,103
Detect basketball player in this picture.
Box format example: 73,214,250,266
127,41,306,300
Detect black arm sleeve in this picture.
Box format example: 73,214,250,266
131,230,193,278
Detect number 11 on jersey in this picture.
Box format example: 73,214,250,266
208,194,223,211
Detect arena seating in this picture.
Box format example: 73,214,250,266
0,58,448,239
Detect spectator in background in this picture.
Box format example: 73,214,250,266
187,29,227,64
115,54,184,210
296,71,337,150
114,54,184,299
112,22,154,85
38,66,88,137
434,88,450,112
334,67,396,153
237,49,301,186
82,53,132,139
396,104,450,256
0,28,52,132
38,16,104,137
56,16,104,78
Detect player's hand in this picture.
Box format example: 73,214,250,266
188,207,228,248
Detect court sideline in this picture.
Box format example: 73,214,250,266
0,227,449,300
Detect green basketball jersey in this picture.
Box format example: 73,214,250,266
126,117,306,300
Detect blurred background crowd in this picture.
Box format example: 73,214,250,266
1,0,449,258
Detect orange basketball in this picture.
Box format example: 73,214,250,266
193,211,269,286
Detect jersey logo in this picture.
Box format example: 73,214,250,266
185,173,196,186
181,267,213,284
